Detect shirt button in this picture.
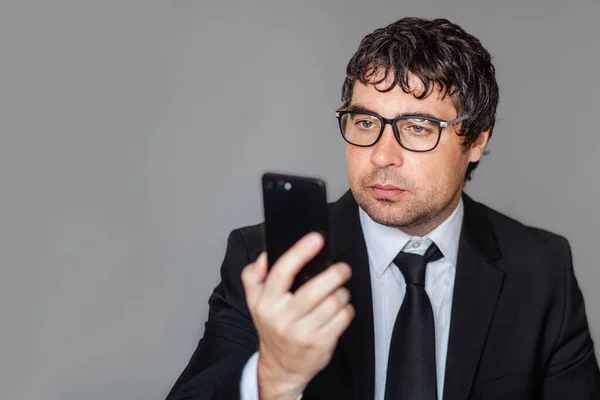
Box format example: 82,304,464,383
412,241,420,249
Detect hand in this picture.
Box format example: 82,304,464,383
241,232,355,400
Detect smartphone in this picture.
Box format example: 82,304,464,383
262,172,333,292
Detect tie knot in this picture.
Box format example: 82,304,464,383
393,243,443,286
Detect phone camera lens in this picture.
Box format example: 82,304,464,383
277,180,285,190
265,181,274,191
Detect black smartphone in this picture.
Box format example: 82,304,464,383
262,172,333,292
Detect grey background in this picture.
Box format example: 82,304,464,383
1,0,599,399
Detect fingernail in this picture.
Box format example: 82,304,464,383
307,232,322,246
341,263,352,276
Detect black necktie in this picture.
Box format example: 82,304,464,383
384,243,444,400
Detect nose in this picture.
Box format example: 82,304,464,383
369,124,405,168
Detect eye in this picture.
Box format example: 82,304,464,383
403,118,436,136
411,125,426,133
351,114,380,130
358,120,374,129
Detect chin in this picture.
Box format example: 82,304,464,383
368,206,425,229
353,188,425,228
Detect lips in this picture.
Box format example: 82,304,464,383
372,184,403,190
370,184,406,200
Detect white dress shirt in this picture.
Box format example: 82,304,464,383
240,198,464,400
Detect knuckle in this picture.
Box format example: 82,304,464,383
273,321,288,337
303,287,321,304
313,335,329,349
326,295,342,313
255,302,269,320
267,266,283,282
337,287,350,303
297,334,313,348
335,263,351,281
296,332,311,345
241,263,253,281
273,256,300,279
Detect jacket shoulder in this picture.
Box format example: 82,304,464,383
473,199,572,272
231,222,266,262
480,201,569,248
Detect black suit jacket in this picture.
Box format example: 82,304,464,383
166,191,600,399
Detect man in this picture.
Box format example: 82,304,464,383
166,17,600,399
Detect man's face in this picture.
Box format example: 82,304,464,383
346,73,488,235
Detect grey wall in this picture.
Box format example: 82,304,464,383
1,0,599,399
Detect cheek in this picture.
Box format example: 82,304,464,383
439,149,470,186
346,146,370,174
432,133,471,181
417,150,467,191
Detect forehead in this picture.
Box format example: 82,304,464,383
350,70,458,118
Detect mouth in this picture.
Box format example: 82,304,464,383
369,184,406,200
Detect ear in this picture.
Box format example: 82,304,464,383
468,130,490,163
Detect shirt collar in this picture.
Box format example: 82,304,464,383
359,197,464,278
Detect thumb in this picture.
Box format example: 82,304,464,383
241,252,268,308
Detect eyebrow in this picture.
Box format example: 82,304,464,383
346,104,446,121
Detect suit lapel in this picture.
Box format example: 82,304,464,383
330,191,376,400
442,194,504,400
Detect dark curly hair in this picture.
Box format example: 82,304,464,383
341,17,499,181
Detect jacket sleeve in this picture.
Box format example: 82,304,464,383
166,229,259,400
542,238,600,399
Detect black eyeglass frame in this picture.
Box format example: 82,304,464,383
335,109,470,152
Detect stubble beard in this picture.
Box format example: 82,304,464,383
350,170,458,235
353,186,436,231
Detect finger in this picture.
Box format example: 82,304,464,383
291,262,352,318
253,251,268,281
316,304,355,343
241,252,268,309
293,287,350,336
262,232,324,299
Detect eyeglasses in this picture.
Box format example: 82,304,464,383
335,108,469,152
